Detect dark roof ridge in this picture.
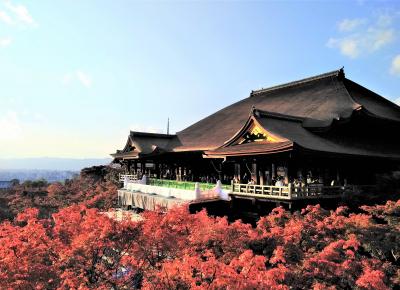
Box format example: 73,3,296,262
129,131,176,138
254,108,342,131
251,68,345,96
344,78,400,111
254,108,306,123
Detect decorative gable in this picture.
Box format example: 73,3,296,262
122,137,137,153
236,121,285,145
223,111,288,148
239,124,267,144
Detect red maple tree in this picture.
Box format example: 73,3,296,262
0,199,399,289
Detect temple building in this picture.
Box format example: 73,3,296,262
112,69,400,207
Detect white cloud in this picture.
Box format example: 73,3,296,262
62,71,93,88
376,14,393,27
0,111,23,140
327,38,359,58
0,1,37,27
369,28,395,51
390,54,400,76
0,10,13,24
3,0,37,27
328,12,397,58
0,37,11,47
394,97,400,106
62,73,73,85
33,112,46,122
338,18,366,32
76,71,92,88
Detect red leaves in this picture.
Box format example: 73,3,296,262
356,267,389,290
2,176,118,223
270,246,286,264
1,198,400,289
0,209,57,289
15,207,40,223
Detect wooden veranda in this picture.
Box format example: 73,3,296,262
230,182,376,201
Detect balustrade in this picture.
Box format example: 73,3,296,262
231,183,374,200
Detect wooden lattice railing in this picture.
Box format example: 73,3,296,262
119,174,138,182
232,183,291,199
231,183,376,201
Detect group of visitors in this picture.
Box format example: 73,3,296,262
125,167,347,189
242,175,287,186
239,173,344,188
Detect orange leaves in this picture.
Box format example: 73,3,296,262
1,197,400,289
270,246,286,264
0,204,142,289
0,209,57,289
356,267,389,290
2,173,118,223
15,207,40,223
343,234,360,251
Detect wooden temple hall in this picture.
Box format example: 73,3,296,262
112,69,400,205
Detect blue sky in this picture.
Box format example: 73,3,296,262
0,0,399,158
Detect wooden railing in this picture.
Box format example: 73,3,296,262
232,183,292,200
292,185,350,199
231,183,376,201
119,174,138,182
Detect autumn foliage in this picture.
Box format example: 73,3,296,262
0,166,118,221
1,198,400,289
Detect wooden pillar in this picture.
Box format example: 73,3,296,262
218,162,223,182
272,163,276,180
122,160,127,173
284,165,289,186
155,162,160,179
234,163,241,182
251,162,258,184
259,166,264,186
160,163,164,179
336,168,341,184
141,162,145,176
126,160,131,174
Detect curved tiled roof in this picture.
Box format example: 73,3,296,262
113,69,400,159
111,131,177,159
255,113,400,159
175,68,400,151
204,107,400,159
204,141,293,157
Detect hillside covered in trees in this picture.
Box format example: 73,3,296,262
0,166,399,289
0,166,118,221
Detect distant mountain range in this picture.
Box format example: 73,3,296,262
0,170,79,183
0,158,112,171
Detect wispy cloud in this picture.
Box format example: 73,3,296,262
0,37,11,47
390,54,400,76
0,111,22,141
327,12,397,59
328,38,359,58
0,9,12,24
0,0,37,27
338,18,366,32
76,71,92,88
376,13,393,27
63,71,93,88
